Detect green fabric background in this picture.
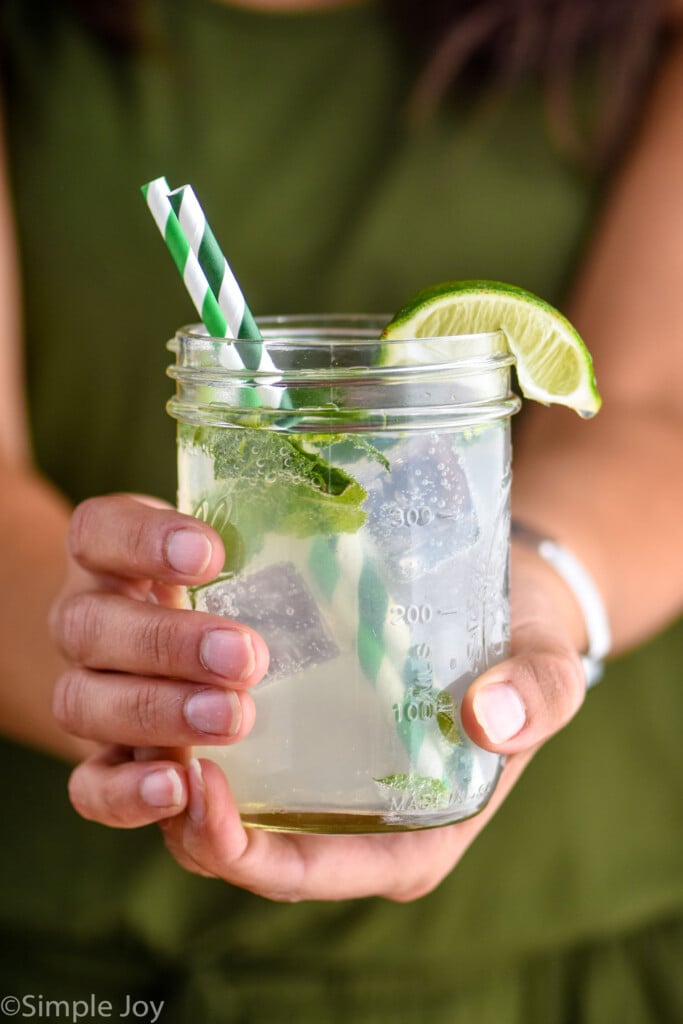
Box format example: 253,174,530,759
0,1,680,1019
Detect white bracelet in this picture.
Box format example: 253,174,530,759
511,521,611,688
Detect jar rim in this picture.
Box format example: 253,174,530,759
176,315,507,349
167,316,520,431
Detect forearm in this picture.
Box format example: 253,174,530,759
513,402,683,654
0,462,92,760
513,34,683,657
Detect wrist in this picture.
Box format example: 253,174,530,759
511,521,611,687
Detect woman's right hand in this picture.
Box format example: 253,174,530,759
49,493,269,826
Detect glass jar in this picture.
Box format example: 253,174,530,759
167,315,520,833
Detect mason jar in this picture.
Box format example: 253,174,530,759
167,315,520,833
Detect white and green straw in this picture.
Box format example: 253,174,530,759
142,176,450,806
166,184,275,373
141,177,229,340
142,176,293,410
309,533,450,790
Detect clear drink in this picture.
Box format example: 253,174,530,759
168,316,520,832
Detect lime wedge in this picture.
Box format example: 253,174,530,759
380,280,601,416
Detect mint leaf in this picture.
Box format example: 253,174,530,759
179,425,367,559
436,691,461,745
190,496,246,576
304,434,391,472
283,437,359,497
374,773,451,811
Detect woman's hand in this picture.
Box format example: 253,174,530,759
49,493,269,825
52,494,587,900
154,542,587,901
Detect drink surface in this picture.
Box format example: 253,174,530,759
178,421,511,833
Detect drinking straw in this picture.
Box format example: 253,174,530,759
143,176,292,410
141,177,229,340
309,533,451,797
143,177,447,800
167,184,272,373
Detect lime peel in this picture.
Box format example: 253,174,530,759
380,280,601,417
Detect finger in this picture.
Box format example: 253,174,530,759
52,591,269,687
158,760,449,900
53,667,256,746
460,646,586,754
67,746,188,828
68,494,225,584
159,758,325,894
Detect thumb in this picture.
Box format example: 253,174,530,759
460,645,586,754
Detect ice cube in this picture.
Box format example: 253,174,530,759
358,433,478,582
204,562,339,682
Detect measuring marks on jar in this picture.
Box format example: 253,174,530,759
391,642,461,746
383,503,463,747
363,434,480,585
389,602,433,626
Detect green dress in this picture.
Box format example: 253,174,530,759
0,2,681,1020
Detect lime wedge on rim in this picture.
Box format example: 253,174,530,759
380,280,601,416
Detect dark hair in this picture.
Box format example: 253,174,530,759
69,0,671,164
66,0,145,51
388,0,670,165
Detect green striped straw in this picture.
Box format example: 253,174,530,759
167,184,273,374
309,532,453,798
143,176,292,411
143,176,450,806
167,182,296,410
141,177,230,340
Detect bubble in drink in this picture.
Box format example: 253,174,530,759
170,315,517,834
358,433,479,583
203,562,339,682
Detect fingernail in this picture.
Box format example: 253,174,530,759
473,683,526,743
200,630,254,681
184,688,242,736
140,768,183,808
188,757,206,825
166,529,212,575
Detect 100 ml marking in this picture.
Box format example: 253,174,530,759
392,642,444,724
